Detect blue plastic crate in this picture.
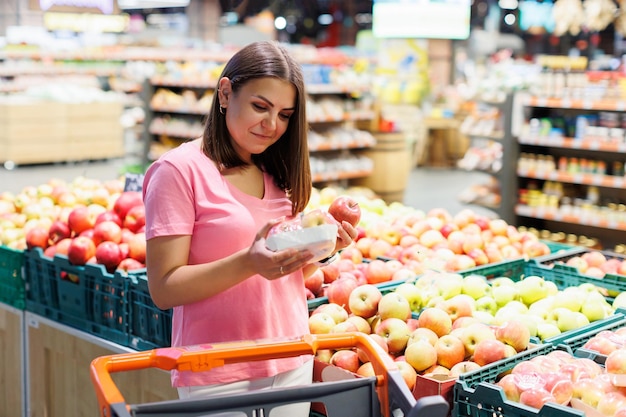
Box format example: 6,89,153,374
23,247,129,346
126,273,172,350
0,245,25,309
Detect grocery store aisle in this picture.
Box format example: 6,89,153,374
0,158,494,217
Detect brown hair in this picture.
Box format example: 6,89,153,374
202,41,311,216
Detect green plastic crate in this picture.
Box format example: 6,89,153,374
24,247,129,346
454,380,584,417
543,240,579,254
543,307,626,352
458,258,527,281
0,245,25,309
126,273,172,350
524,249,626,295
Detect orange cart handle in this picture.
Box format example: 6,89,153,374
90,332,397,417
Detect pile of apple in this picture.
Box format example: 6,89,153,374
553,250,626,278
489,347,626,417
0,176,146,273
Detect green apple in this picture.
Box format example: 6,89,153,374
581,300,609,322
435,273,464,299
475,295,498,316
472,310,495,324
551,290,584,312
462,274,491,300
528,297,555,321
516,314,540,338
394,283,423,313
515,275,549,305
545,281,559,295
536,322,561,340
491,276,516,288
492,285,520,307
613,292,626,310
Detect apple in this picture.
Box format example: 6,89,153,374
301,208,337,228
449,360,481,377
345,315,371,334
377,292,411,321
330,349,360,373
435,334,465,369
123,204,146,233
393,282,422,312
348,284,383,319
583,335,619,355
473,339,507,366
495,320,531,352
326,275,359,313
320,261,340,284
395,360,418,391
404,339,438,372
461,274,490,300
95,210,123,227
606,348,626,380
95,241,124,272
597,392,626,417
328,196,361,227
308,312,336,334
128,232,146,263
25,226,49,250
67,206,96,236
572,377,606,408
364,259,393,284
475,296,498,316
339,246,364,264
417,307,453,338
515,275,549,306
117,258,144,271
437,294,474,322
304,268,324,296
519,387,556,410
48,220,71,244
407,327,439,348
375,317,411,353
113,191,143,222
459,322,496,357
357,333,388,363
67,236,97,266
312,303,349,324
542,372,574,405
357,361,375,378
92,220,123,246
492,284,520,307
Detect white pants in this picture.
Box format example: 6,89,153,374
177,359,314,417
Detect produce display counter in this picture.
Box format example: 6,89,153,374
24,312,177,417
0,302,24,417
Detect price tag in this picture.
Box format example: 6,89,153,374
124,173,145,192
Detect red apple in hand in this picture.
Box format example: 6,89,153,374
328,196,361,227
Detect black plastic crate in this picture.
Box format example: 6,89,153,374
0,245,25,309
126,273,172,350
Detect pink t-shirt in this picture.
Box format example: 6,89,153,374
143,141,311,387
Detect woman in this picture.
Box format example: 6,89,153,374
142,41,357,416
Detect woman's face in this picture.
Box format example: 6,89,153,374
220,77,296,163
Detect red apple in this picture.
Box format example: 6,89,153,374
26,226,50,250
304,268,324,296
92,220,123,246
117,257,144,272
113,191,143,222
364,259,393,284
95,241,124,272
396,360,419,391
404,339,438,372
377,292,411,321
330,349,360,373
473,339,507,366
67,236,97,266
495,320,531,353
127,232,146,263
375,317,411,353
67,206,97,236
326,275,359,312
417,307,453,338
95,210,123,227
328,196,361,227
48,220,71,244
321,262,340,284
450,360,481,377
123,204,146,233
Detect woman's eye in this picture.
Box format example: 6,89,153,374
279,113,292,120
253,103,266,111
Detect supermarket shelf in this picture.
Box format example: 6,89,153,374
312,169,373,183
523,96,626,111
515,204,626,231
517,168,626,189
518,135,626,153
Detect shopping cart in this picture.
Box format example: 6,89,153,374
90,332,449,417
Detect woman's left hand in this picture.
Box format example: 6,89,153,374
334,220,358,252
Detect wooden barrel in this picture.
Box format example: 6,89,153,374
354,132,412,204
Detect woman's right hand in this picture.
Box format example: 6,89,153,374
248,219,314,280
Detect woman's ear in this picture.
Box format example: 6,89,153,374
218,77,231,107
